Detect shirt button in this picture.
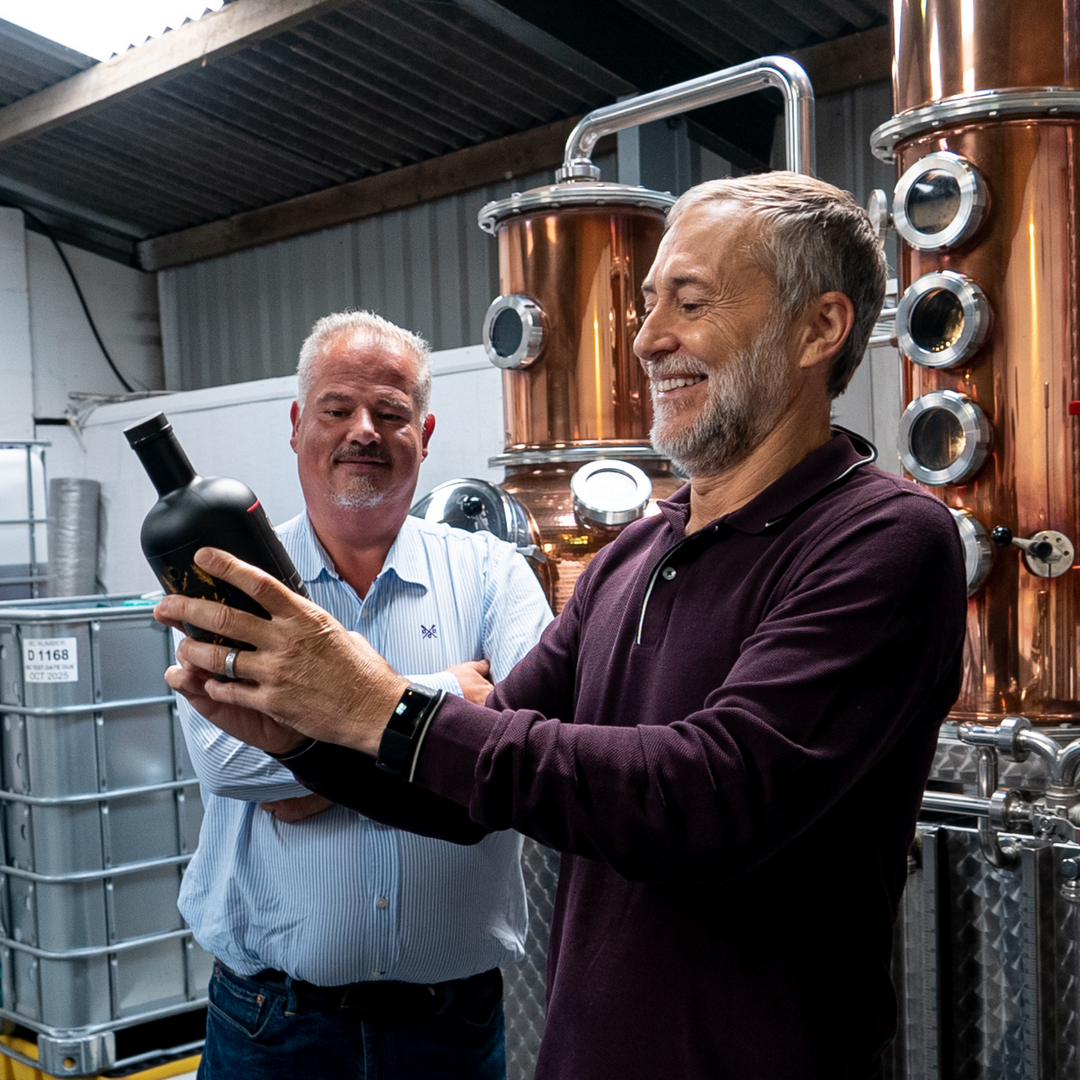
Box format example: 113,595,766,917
662,566,677,580
376,896,389,909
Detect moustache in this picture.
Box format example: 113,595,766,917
644,354,711,380
333,446,392,465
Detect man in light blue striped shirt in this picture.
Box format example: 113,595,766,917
177,310,552,1079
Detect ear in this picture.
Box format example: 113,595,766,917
421,413,435,460
289,400,301,453
795,291,855,371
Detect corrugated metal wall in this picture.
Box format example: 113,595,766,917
159,155,616,390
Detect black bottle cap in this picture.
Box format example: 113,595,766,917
124,413,172,448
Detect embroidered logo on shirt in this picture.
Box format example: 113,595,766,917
421,624,437,639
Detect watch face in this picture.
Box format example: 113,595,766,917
377,684,444,780
394,687,429,735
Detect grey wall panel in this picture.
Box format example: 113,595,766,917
160,153,616,391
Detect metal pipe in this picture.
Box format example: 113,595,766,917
0,925,194,961
0,851,192,883
922,790,992,817
558,56,815,180
0,776,197,806
977,747,1019,869
1,693,175,718
1055,738,1080,788
0,996,207,1041
1017,728,1062,773
111,1040,204,1074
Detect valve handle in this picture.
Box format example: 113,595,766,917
991,526,1054,561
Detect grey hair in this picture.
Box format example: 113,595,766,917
666,172,887,399
295,310,433,416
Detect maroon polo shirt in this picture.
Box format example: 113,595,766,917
289,431,967,1079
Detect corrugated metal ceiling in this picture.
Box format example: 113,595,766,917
0,0,889,266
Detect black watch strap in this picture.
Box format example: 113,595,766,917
375,684,446,782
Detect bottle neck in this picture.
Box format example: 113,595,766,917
134,431,197,496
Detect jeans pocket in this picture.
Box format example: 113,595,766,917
447,970,503,1029
207,966,281,1041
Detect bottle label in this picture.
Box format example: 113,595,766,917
149,542,269,648
23,637,79,683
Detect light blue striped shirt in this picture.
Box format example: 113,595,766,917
177,511,553,985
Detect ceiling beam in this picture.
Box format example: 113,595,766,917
474,0,779,170
138,116,608,272
0,0,352,152
786,25,891,98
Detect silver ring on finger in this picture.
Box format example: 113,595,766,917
224,647,240,681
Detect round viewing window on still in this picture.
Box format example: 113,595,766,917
910,408,966,471
892,150,988,251
897,390,991,487
906,170,963,233
490,308,524,358
895,270,990,370
910,288,965,354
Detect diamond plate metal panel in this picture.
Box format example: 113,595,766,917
888,819,1080,1080
502,837,559,1080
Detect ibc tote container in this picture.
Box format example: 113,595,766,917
0,595,212,1075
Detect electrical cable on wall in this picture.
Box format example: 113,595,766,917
4,202,138,393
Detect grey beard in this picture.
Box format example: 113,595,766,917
649,310,793,479
329,475,387,509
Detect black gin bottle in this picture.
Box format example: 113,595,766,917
125,412,308,647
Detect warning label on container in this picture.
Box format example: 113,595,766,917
22,637,78,683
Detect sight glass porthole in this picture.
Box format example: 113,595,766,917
896,271,990,369
571,459,653,528
482,295,544,370
898,390,991,486
893,151,988,251
949,508,993,596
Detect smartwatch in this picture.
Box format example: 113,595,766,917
375,683,446,781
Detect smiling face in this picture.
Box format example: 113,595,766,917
290,331,431,524
635,200,798,479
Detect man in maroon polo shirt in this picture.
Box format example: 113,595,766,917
158,173,967,1079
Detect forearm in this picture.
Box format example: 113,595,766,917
283,739,490,844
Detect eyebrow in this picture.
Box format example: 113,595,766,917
641,273,710,297
315,390,413,410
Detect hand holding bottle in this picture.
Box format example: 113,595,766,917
156,546,406,758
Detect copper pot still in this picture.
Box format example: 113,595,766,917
874,0,1080,722
479,184,683,612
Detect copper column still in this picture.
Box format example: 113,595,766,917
873,0,1080,722
475,59,816,612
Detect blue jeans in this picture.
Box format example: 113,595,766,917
197,962,507,1080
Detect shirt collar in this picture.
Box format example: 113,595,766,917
290,512,430,592
656,428,878,538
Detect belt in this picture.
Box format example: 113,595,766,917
217,961,502,1024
